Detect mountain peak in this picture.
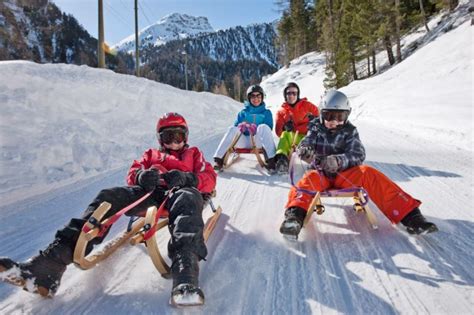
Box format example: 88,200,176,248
113,13,214,52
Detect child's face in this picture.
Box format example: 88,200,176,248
322,110,348,130
324,119,345,130
249,93,263,106
163,141,185,151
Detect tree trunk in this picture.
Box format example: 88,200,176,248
366,44,371,76
384,35,395,65
350,40,358,80
419,0,430,32
445,0,459,11
394,0,402,63
371,49,377,74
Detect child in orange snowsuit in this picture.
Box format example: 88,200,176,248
280,90,438,237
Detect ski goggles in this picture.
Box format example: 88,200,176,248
321,110,349,122
249,93,262,99
159,127,187,144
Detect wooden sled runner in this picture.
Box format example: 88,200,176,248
73,199,222,278
303,188,378,230
221,126,268,170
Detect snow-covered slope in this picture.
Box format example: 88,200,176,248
0,61,240,206
113,13,214,53
0,6,472,315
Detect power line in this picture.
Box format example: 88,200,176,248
138,1,154,27
119,0,129,11
104,0,133,33
141,0,159,23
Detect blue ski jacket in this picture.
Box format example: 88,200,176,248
234,101,273,130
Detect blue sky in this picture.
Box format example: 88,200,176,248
54,0,282,45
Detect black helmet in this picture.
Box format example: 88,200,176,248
283,82,300,102
246,85,264,101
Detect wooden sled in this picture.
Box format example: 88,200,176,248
303,189,378,230
129,204,222,278
73,202,146,270
73,201,222,278
222,132,267,170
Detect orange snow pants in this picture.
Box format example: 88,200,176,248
286,165,421,223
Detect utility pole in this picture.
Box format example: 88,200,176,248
98,0,105,68
182,50,188,90
134,0,140,77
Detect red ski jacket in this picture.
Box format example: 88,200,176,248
126,146,217,194
275,98,319,137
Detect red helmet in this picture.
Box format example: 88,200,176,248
156,112,188,144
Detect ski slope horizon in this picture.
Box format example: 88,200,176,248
0,4,472,315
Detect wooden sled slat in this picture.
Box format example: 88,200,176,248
74,201,223,277
73,201,146,270
302,189,378,230
223,132,267,170
143,205,223,278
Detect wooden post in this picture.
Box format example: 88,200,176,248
97,0,105,68
134,0,140,76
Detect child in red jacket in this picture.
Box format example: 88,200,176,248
274,82,319,173
0,112,216,303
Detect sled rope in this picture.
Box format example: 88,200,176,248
82,191,153,237
289,154,370,206
142,191,172,241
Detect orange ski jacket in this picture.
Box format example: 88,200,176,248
275,98,319,137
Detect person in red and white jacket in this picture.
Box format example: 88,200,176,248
0,112,216,302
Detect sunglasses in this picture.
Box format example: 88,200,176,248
159,128,186,144
285,91,298,96
250,93,262,99
322,111,349,122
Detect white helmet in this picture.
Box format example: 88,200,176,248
320,90,351,123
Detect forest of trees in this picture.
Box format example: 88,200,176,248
138,24,278,102
276,0,459,88
0,0,134,74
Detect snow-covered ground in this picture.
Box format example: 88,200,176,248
0,4,472,315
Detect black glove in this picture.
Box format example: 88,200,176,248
320,155,340,174
297,144,315,162
283,120,294,132
162,170,198,189
137,169,160,192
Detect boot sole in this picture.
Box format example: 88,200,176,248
0,267,51,298
420,225,439,235
407,224,439,235
282,234,298,241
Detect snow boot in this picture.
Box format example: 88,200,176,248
401,207,438,235
275,154,289,174
213,157,224,172
0,238,72,297
280,207,307,240
170,251,204,307
265,157,276,173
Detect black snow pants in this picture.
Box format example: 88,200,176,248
54,185,207,264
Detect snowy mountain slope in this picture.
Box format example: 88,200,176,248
0,6,473,315
113,13,214,53
0,61,241,206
